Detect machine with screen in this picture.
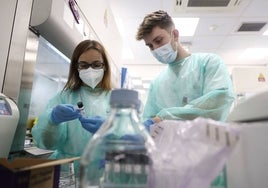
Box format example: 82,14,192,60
0,98,12,115
0,93,19,158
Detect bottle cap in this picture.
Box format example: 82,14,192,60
110,89,139,107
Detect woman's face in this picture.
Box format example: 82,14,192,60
77,49,104,71
77,49,105,88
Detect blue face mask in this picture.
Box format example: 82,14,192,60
151,40,177,64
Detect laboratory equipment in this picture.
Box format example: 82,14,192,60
79,89,156,188
0,93,19,158
227,88,268,122
226,89,268,188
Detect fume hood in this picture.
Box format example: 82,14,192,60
4,0,99,154
2,0,120,157
30,0,93,58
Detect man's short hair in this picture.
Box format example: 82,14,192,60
136,10,174,41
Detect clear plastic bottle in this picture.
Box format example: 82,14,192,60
79,89,156,188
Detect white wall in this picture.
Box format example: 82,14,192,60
232,67,268,94
77,0,123,88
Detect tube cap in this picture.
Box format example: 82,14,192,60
77,101,84,109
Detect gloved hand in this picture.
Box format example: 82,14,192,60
143,119,155,132
79,116,105,133
50,104,81,124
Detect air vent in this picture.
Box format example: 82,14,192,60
237,22,267,32
174,0,244,12
187,0,231,7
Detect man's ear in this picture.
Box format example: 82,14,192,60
173,29,179,41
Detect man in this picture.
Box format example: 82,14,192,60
136,10,235,129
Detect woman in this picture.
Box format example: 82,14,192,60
32,40,112,172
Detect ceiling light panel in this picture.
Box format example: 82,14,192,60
173,17,199,36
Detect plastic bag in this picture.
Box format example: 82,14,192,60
149,117,240,188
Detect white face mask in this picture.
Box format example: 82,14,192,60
151,35,177,64
79,68,104,89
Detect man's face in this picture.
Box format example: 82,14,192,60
143,26,172,51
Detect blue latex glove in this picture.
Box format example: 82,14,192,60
79,116,105,133
143,119,155,132
50,104,81,124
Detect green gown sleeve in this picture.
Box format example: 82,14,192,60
31,92,70,150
